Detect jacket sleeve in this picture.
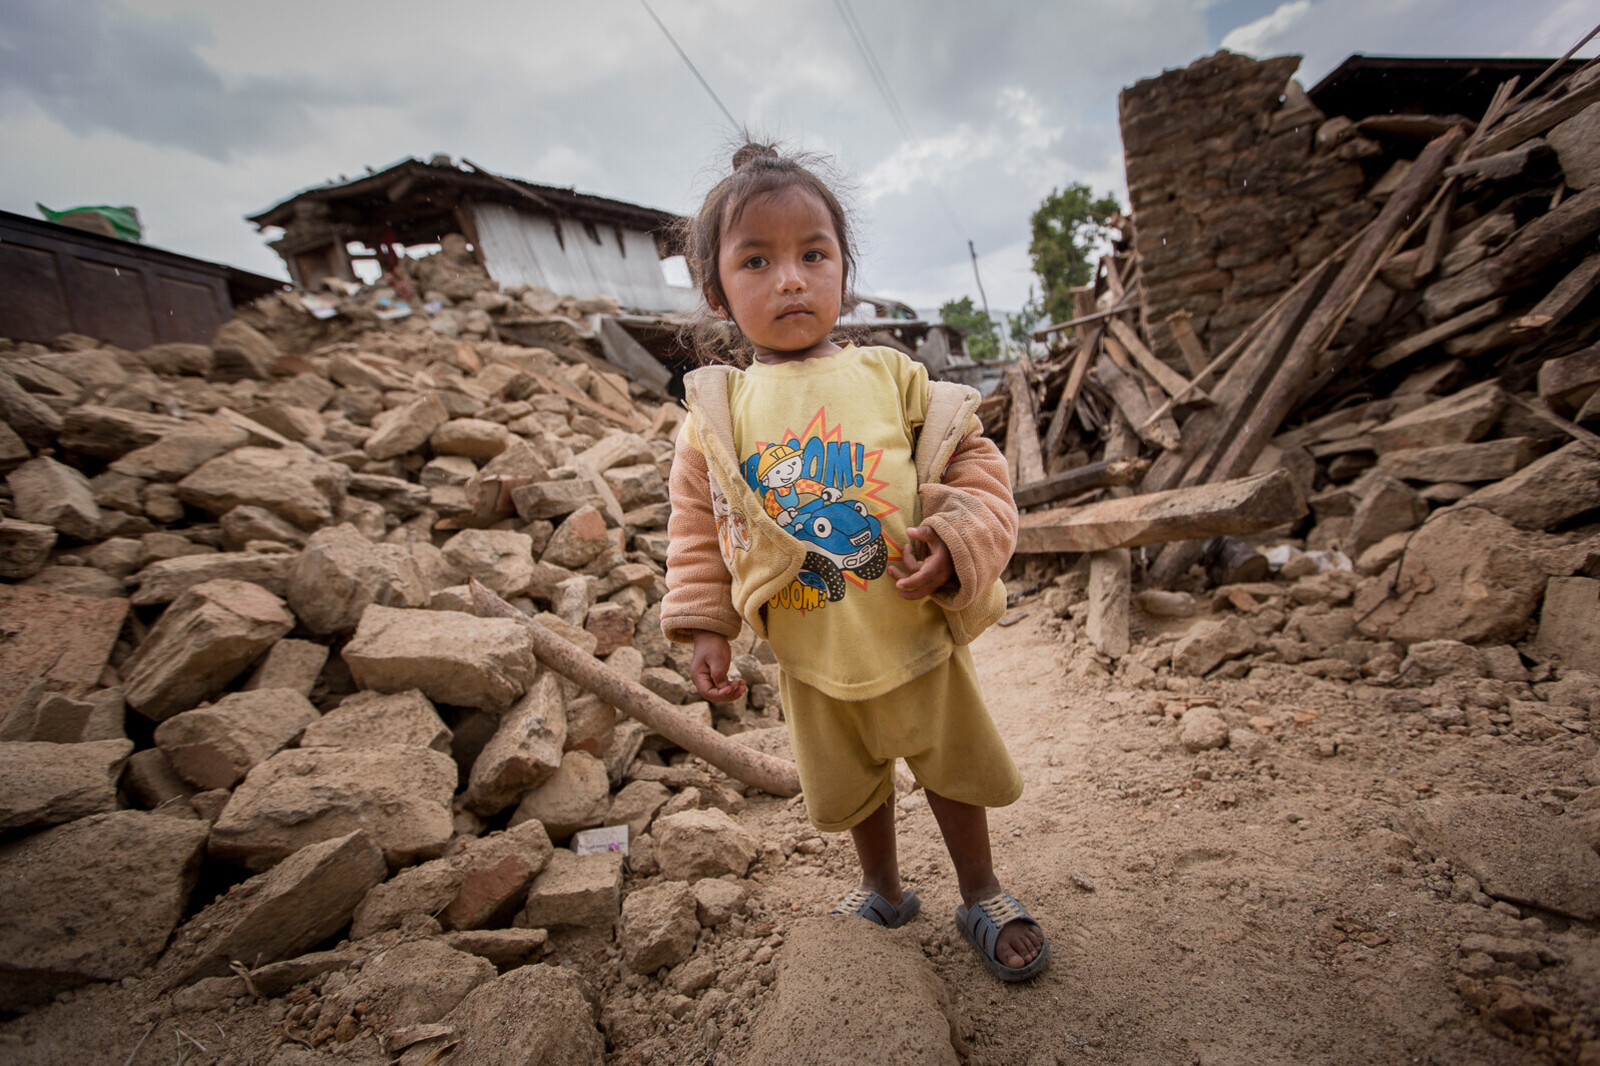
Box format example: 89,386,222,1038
918,421,1018,612
660,415,743,643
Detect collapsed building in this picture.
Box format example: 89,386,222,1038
0,45,1596,1065
996,49,1599,666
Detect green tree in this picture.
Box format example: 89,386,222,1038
938,296,998,362
1028,183,1122,325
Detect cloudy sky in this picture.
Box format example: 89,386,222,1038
1,0,1592,313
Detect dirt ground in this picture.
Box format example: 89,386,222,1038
3,598,1596,1066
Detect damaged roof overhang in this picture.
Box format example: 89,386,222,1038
246,157,684,250
1309,54,1590,122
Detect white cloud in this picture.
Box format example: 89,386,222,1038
2,0,1589,315
1220,0,1314,56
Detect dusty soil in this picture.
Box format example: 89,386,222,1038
3,601,1596,1066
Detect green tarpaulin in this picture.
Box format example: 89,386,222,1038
37,203,143,242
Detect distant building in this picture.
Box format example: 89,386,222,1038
247,156,693,312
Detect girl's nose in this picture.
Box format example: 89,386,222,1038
777,261,806,293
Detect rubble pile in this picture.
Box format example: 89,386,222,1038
999,50,1600,670
0,255,792,1058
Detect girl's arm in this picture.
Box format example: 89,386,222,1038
660,418,743,644
916,424,1018,611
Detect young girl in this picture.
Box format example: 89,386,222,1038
661,143,1048,981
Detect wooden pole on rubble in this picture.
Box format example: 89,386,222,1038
468,580,802,797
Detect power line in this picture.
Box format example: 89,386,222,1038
832,0,1000,347
638,0,740,130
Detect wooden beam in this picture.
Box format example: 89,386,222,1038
1031,297,1138,340
1012,456,1151,509
469,581,800,796
1041,327,1097,459
1209,125,1466,486
596,315,671,396
1095,351,1180,451
1164,309,1209,377
1369,298,1506,369
1472,71,1600,157
1086,549,1131,658
522,366,649,431
1014,469,1307,554
1511,251,1600,334
1107,318,1211,405
1003,362,1047,487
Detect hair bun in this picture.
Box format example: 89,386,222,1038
731,143,779,171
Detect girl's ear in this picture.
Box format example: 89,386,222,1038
705,288,729,320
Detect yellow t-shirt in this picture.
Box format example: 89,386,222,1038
728,345,953,700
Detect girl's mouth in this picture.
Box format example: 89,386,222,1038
777,305,811,319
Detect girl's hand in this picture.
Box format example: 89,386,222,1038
690,631,747,702
888,526,955,600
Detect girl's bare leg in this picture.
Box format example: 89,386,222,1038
847,795,903,904
924,790,1043,968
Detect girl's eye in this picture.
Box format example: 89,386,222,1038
743,255,767,269
803,250,826,263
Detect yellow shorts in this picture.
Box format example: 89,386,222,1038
779,645,1023,832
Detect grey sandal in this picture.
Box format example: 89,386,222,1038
830,888,921,928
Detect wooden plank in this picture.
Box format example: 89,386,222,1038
1369,298,1506,369
1511,251,1600,334
1473,73,1600,158
1164,309,1209,377
1041,328,1097,459
1031,297,1138,340
522,366,649,432
1106,318,1210,404
1014,469,1307,554
596,316,671,396
1086,549,1131,658
1413,181,1457,284
1538,344,1600,413
1012,456,1151,509
1095,351,1179,452
1003,363,1046,487
1208,126,1466,487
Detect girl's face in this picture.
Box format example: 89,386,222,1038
710,186,844,363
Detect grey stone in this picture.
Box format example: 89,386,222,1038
1406,794,1600,920
7,457,100,540
178,445,350,529
0,738,133,830
287,524,430,635
155,689,320,790
326,939,494,1035
130,550,291,605
0,810,207,1009
343,605,537,712
110,422,250,482
620,880,698,973
208,745,456,871
1463,442,1600,532
122,579,295,721
517,848,623,931
464,672,566,816
300,689,453,753
351,820,553,938
160,830,386,987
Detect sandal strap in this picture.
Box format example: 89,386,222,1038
831,888,895,925
975,892,1033,928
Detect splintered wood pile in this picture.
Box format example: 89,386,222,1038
992,47,1600,656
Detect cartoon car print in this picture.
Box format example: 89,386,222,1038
783,498,888,602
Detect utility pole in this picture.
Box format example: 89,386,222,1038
968,240,1006,360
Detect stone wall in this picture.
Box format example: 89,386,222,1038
1119,51,1379,371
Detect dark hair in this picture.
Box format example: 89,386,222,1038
679,140,856,362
